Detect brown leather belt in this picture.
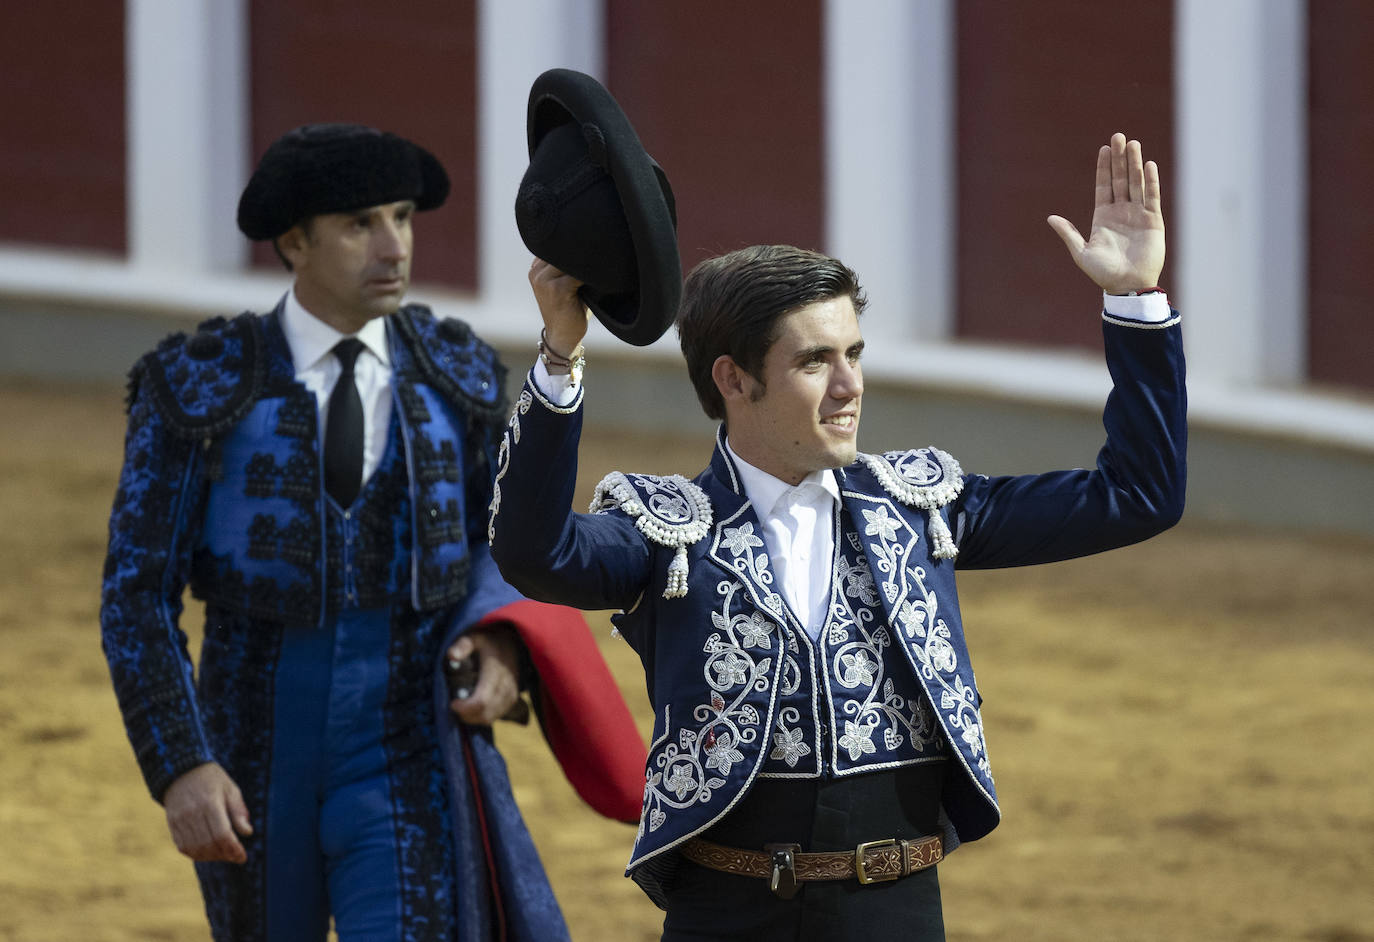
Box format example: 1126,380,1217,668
681,834,943,898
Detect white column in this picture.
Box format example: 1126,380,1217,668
824,0,954,342
477,0,604,309
126,0,248,273
1176,0,1307,385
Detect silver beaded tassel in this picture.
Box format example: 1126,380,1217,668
590,471,713,601
926,510,958,560
665,546,690,599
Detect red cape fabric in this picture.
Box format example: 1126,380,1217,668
479,599,646,824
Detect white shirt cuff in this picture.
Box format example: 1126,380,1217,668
1102,290,1172,323
532,357,580,406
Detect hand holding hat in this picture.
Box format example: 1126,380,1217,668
515,69,683,347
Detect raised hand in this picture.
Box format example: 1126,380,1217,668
529,258,591,357
1047,132,1165,294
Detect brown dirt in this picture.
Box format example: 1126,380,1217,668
2,379,1372,941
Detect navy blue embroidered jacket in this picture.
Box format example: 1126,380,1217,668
489,312,1186,901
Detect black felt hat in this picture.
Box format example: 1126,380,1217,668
237,123,449,240
515,69,682,346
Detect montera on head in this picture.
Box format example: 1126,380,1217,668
237,123,450,331
237,122,450,264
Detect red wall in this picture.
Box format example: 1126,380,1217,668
247,0,478,289
0,4,126,254
1308,0,1374,393
3,3,1368,395
605,0,824,275
955,1,1175,351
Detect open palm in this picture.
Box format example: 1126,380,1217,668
1048,133,1165,294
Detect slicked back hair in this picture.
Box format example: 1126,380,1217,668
677,244,867,420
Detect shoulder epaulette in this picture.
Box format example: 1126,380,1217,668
126,312,265,440
856,447,964,559
392,304,507,426
590,471,713,599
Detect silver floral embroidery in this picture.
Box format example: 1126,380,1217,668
487,388,533,543
838,648,879,687
862,505,901,543
716,521,785,615
824,541,943,769
720,522,765,556
850,493,990,778
705,732,745,775
711,652,751,687
639,581,777,832
736,612,774,649
769,707,811,767
592,472,713,599
838,719,878,760
665,763,697,800
778,632,803,697
836,554,880,606
858,448,964,559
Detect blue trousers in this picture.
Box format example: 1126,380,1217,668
265,606,407,939
195,605,462,942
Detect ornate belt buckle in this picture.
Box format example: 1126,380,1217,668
764,842,801,899
854,838,900,884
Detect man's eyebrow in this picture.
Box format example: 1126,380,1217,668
790,343,834,363
790,339,866,362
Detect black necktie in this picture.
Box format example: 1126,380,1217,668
324,338,365,507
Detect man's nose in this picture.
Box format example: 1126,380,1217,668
833,360,863,399
376,221,409,261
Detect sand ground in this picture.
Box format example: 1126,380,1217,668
2,378,1372,941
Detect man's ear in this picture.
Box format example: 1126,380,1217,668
276,225,309,271
711,355,754,405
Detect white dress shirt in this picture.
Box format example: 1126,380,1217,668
533,355,579,406
724,441,840,641
1103,290,1172,323
279,290,393,493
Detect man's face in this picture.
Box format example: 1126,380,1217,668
726,296,864,485
283,200,415,333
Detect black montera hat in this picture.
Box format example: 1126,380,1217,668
515,69,682,347
237,123,449,240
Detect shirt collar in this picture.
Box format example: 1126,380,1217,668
723,437,840,519
280,288,391,375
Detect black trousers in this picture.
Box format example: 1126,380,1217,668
660,763,948,942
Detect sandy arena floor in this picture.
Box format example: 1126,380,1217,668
2,378,1372,941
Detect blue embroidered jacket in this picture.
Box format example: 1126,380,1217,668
488,313,1186,900
101,302,508,799
100,302,587,940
